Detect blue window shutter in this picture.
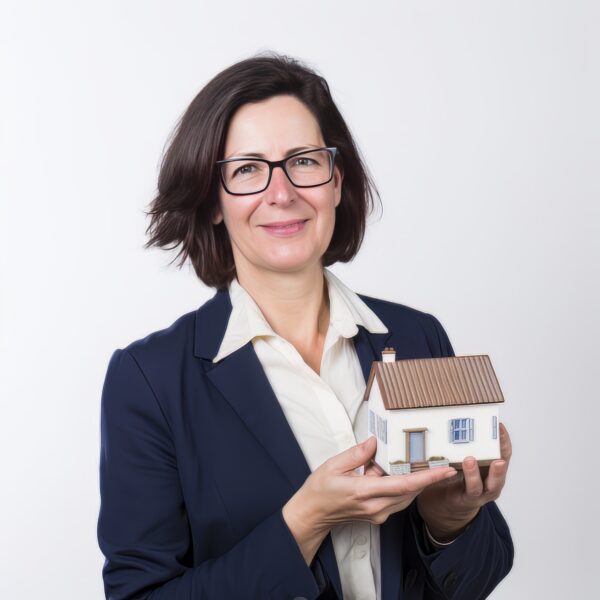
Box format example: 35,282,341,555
449,420,454,443
383,419,387,444
468,418,474,441
492,415,498,439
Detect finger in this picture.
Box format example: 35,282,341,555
499,423,512,464
359,465,457,498
462,457,484,497
483,459,508,497
364,461,386,478
369,495,419,523
329,436,377,474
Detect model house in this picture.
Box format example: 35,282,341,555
365,349,504,475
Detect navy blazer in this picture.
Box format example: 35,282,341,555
98,288,513,599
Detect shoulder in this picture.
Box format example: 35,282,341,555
358,293,455,358
107,288,229,379
107,309,198,388
357,293,435,329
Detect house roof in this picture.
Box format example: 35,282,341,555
364,354,504,410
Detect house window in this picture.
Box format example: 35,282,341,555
368,409,376,435
492,416,498,439
375,414,387,444
449,418,474,443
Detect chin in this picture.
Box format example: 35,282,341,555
261,253,320,274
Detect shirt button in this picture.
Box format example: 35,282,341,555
355,535,368,545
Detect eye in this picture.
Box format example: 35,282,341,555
293,156,318,166
292,156,319,167
232,163,258,178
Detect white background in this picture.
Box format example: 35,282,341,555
1,1,598,598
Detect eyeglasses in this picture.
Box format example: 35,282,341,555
216,146,338,196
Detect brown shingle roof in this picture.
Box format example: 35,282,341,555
364,354,504,410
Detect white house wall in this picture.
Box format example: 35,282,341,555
367,381,388,471
387,403,501,465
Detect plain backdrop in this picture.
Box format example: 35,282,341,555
1,1,598,598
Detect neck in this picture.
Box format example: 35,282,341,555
235,262,330,346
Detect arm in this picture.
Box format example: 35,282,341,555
407,500,513,599
98,349,324,600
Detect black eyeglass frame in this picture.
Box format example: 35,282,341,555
215,146,338,196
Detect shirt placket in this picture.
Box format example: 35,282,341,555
274,333,357,457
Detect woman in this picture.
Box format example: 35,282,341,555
98,52,513,599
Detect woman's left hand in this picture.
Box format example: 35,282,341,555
416,422,512,542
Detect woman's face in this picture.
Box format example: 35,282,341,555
213,94,343,280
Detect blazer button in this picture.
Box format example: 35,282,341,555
443,572,458,594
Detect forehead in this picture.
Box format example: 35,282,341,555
223,95,324,157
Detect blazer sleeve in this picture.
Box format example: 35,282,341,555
406,501,514,599
402,314,514,599
97,348,324,600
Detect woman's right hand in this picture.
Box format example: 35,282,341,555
282,435,457,565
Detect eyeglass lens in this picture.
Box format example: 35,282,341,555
221,149,333,194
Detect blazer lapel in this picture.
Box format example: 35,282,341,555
206,343,312,491
193,290,396,600
194,289,311,491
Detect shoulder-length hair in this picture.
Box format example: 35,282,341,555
144,51,381,291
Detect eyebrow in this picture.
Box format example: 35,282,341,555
224,145,321,160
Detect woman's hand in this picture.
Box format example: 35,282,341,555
416,422,512,543
282,435,456,564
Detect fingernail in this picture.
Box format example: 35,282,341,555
495,460,506,468
445,469,457,478
465,458,476,468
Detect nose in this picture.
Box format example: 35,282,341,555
264,164,296,205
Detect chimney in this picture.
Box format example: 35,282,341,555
381,347,396,362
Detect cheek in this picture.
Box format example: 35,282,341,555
220,202,258,241
319,201,338,232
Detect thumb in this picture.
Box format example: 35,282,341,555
333,436,377,474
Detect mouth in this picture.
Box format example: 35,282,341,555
260,218,309,227
259,219,309,236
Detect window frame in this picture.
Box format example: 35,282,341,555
449,417,474,443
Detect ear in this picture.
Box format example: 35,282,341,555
212,208,223,225
333,164,343,208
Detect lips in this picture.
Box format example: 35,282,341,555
259,219,309,236
260,219,308,227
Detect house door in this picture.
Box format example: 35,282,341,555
407,430,426,463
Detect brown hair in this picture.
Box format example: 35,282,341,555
144,50,381,290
